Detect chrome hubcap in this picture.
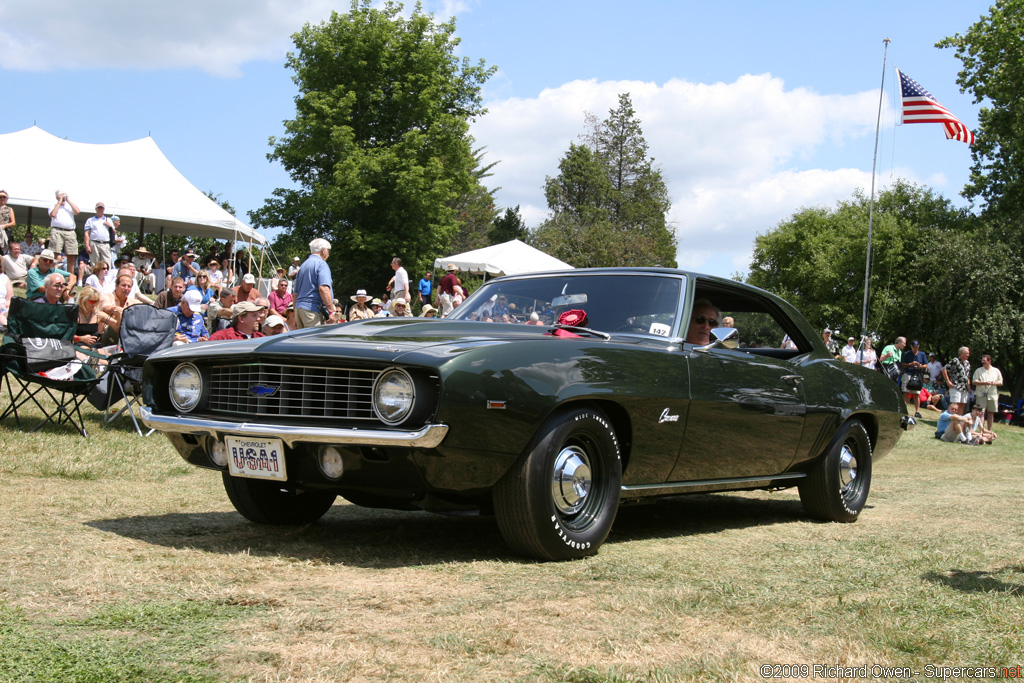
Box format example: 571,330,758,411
551,446,592,515
839,444,858,490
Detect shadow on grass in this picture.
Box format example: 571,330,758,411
85,491,808,567
921,566,1024,596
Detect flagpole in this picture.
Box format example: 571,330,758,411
860,37,890,360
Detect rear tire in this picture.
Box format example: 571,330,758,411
494,406,622,561
222,473,337,525
799,420,872,522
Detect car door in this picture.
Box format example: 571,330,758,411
669,347,807,481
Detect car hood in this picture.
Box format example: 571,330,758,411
148,318,650,366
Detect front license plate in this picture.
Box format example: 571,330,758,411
225,436,287,481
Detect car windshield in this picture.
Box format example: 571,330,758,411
448,273,684,338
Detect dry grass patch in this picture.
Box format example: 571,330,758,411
2,403,1023,681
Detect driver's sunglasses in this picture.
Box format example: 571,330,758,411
694,315,718,327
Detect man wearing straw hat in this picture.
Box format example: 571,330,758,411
132,246,157,294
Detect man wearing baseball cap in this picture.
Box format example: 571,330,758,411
172,248,200,285
168,288,209,344
438,263,459,317
25,248,76,299
209,300,267,341
234,272,260,303
84,202,115,269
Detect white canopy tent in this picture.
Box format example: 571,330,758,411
0,126,265,245
434,239,572,279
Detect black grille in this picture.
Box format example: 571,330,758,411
207,363,380,420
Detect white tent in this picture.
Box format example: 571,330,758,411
434,239,572,278
0,126,265,245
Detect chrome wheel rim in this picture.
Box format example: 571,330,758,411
839,443,858,493
551,446,592,515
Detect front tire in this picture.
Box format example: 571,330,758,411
493,407,622,561
222,473,337,525
799,420,872,522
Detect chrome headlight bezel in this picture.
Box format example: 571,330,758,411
169,362,203,413
372,367,416,425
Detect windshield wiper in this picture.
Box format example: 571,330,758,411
549,324,611,340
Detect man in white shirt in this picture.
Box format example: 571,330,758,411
926,352,943,388
841,336,859,363
132,247,157,294
84,201,115,268
388,257,409,313
49,189,81,275
2,241,35,288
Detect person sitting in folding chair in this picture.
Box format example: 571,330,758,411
1,297,103,436
168,289,209,344
91,303,177,435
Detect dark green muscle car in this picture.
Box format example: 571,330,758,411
141,269,912,561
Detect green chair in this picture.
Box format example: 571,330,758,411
1,297,102,437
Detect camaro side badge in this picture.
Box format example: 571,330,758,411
659,408,679,423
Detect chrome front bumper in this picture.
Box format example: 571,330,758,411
139,406,449,449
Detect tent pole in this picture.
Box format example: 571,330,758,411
138,217,146,247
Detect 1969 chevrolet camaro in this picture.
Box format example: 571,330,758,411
141,269,911,561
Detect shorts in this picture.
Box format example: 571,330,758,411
948,388,969,404
295,307,325,329
50,228,78,256
976,394,999,413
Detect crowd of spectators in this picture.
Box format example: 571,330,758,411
0,198,1014,445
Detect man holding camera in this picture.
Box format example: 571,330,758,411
49,189,81,277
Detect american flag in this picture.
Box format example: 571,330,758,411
897,69,974,145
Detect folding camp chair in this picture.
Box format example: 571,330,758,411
0,297,102,437
99,304,177,435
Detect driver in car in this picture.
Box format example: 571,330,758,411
685,299,720,345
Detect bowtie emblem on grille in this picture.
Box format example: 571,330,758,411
248,384,278,397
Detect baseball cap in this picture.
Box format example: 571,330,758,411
265,314,285,328
912,340,920,346
231,300,266,318
181,289,203,309
95,201,105,208
40,248,56,260
242,273,256,284
823,327,832,334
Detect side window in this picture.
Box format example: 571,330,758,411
725,311,793,350
693,282,809,355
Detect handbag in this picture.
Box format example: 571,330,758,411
905,371,923,391
18,337,78,373
883,362,900,382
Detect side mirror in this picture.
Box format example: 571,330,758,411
694,327,739,352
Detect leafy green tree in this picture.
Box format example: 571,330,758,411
748,180,1024,394
252,0,495,295
447,148,498,257
747,182,970,338
938,1,1024,224
489,206,528,245
532,94,676,268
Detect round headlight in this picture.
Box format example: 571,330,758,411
373,368,415,424
169,363,202,412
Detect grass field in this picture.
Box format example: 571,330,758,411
1,402,1022,682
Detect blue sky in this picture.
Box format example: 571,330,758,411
0,0,992,277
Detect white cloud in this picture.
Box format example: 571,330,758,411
472,74,885,276
0,0,471,77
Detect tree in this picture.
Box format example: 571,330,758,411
489,206,528,245
531,94,676,268
747,180,1024,395
252,0,495,295
937,1,1024,225
447,148,498,256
